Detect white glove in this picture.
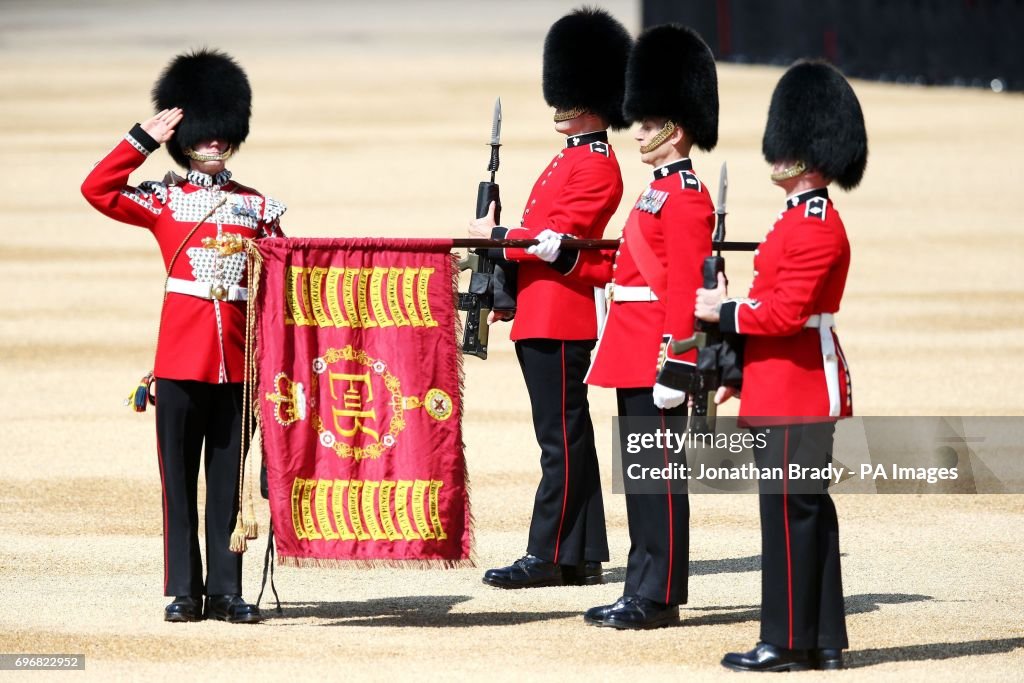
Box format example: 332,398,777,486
652,383,687,410
526,229,564,263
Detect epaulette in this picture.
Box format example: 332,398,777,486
161,170,185,187
218,181,286,224
262,196,288,224
805,196,828,221
138,180,168,204
680,171,702,192
589,140,610,157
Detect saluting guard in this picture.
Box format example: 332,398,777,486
82,49,285,623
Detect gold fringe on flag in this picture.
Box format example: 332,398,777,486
449,253,477,567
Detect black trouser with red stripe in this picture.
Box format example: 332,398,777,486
753,423,848,650
517,339,609,566
617,388,689,606
155,379,244,597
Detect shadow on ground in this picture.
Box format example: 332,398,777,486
259,591,935,631
603,555,761,584
265,594,578,627
847,637,1024,668
679,592,934,628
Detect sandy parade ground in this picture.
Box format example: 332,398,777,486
1,0,1023,680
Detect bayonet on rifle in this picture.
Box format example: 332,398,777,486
458,98,512,360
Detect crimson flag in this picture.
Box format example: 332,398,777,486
253,238,471,566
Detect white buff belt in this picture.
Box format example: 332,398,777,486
166,277,248,302
605,283,659,303
804,313,839,417
593,286,608,339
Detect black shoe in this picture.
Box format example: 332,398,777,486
583,596,631,626
602,596,679,630
205,594,264,624
164,596,203,623
721,642,812,672
563,561,604,586
482,555,564,589
814,648,844,670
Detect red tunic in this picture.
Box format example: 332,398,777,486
491,131,623,341
718,188,853,419
81,124,285,383
567,158,714,388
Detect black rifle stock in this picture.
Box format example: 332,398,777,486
671,259,725,433
457,190,501,360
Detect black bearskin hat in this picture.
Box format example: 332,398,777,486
623,24,719,151
762,60,868,190
152,49,252,168
542,7,633,130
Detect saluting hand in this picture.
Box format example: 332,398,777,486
468,201,498,238
695,271,727,323
140,107,184,145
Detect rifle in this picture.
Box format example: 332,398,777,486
670,162,744,433
457,98,517,360
455,102,757,361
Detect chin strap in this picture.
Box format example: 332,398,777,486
185,146,235,162
770,160,807,182
640,120,676,154
553,106,587,122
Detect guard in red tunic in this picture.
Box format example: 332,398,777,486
81,49,283,623
532,24,719,628
468,8,632,589
695,61,867,671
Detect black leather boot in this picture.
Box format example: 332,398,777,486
814,648,844,670
164,596,203,623
583,596,631,626
562,561,604,586
205,594,264,624
602,596,679,630
721,643,813,672
482,555,564,589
